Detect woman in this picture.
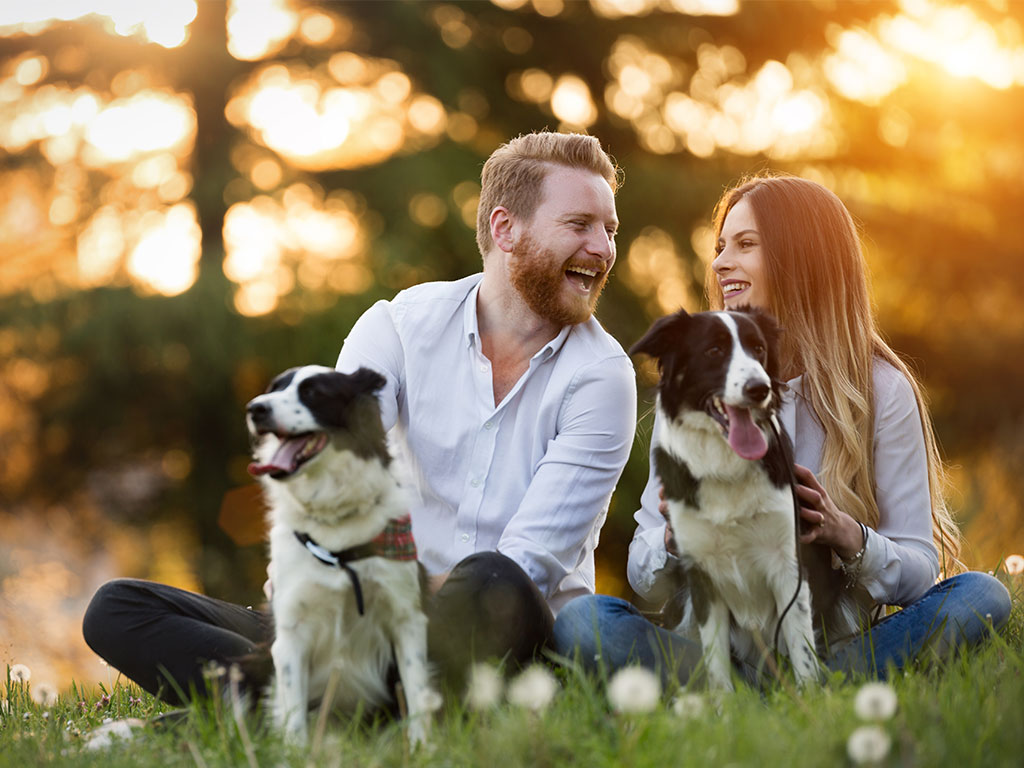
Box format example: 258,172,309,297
553,174,1011,684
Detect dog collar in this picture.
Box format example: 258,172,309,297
293,515,417,616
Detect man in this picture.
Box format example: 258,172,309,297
82,131,635,700
334,131,636,686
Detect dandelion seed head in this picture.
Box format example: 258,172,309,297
607,666,661,714
672,692,705,719
1005,554,1024,575
465,663,504,711
847,724,892,764
31,682,59,708
853,682,898,721
418,688,443,713
203,662,227,680
10,664,31,683
506,665,558,712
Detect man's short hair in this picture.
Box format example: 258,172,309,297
475,132,620,258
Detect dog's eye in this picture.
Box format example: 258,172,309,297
752,344,765,359
705,345,724,358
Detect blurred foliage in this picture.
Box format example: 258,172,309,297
2,0,1024,616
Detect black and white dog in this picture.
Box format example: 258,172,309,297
630,308,839,689
246,365,438,745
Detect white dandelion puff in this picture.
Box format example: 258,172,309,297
847,724,892,764
202,662,227,680
853,682,898,722
417,688,443,713
506,665,558,712
10,665,31,683
672,692,705,719
31,682,59,708
465,663,504,711
607,666,661,714
82,718,147,751
1005,554,1024,575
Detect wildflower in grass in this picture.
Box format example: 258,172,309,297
465,663,504,710
671,693,705,719
507,665,558,712
847,724,892,764
10,664,31,683
853,682,898,721
203,662,227,680
1005,554,1024,575
607,666,661,714
31,682,59,708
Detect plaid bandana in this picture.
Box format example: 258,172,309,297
370,514,417,561
294,514,418,616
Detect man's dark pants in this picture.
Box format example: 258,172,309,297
81,551,554,704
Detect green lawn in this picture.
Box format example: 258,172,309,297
3,572,1022,768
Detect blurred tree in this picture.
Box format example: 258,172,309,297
2,0,1024,617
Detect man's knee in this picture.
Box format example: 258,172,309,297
82,578,145,654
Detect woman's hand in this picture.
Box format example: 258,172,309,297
793,464,863,559
658,484,679,556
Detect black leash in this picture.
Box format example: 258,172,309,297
767,417,805,657
294,531,377,615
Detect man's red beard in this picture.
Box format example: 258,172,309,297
507,233,609,326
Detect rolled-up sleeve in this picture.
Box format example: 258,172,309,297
497,355,637,600
860,365,939,606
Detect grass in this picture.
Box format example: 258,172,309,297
3,572,1023,768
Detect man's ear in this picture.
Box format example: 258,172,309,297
489,206,515,254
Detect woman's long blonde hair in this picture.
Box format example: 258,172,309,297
707,174,961,572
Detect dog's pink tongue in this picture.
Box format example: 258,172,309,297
724,404,768,461
247,437,308,477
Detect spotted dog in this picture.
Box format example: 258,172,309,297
247,365,438,745
631,307,839,689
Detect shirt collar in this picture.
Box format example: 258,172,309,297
463,275,575,363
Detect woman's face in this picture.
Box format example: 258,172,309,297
712,197,770,311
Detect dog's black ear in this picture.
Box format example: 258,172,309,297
349,367,387,397
266,367,302,394
629,309,691,361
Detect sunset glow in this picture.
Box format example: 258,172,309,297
227,56,447,171
0,0,197,48
222,185,371,316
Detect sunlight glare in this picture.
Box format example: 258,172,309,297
126,203,201,296
223,187,369,316
228,57,446,171
227,0,299,61
0,0,197,48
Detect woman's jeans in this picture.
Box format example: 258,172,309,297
552,572,1011,686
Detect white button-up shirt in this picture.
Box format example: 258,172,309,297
628,360,939,637
336,273,636,614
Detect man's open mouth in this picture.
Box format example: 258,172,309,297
248,431,329,479
565,264,602,292
705,396,768,461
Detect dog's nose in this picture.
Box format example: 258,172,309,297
247,401,270,420
743,380,770,404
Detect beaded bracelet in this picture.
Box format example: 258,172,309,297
838,521,868,589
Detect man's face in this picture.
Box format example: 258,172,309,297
507,166,618,326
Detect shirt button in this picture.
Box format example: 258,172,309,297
461,533,470,543
470,477,480,487
484,421,493,430
479,364,487,372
